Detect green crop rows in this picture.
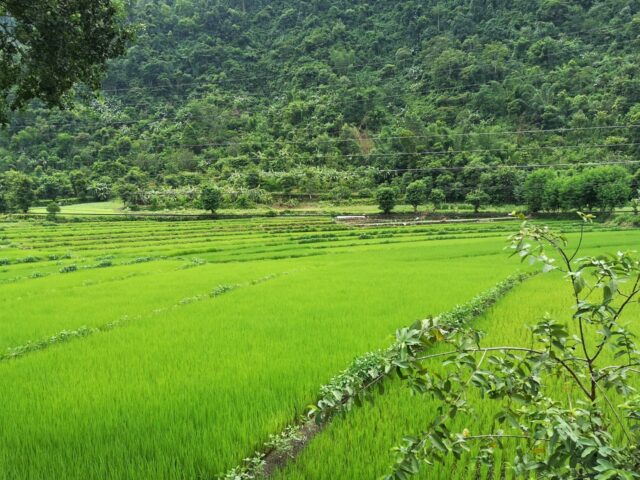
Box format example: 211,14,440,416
0,217,638,479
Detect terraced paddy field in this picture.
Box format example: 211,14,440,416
0,216,638,479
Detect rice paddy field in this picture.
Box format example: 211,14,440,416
0,215,638,479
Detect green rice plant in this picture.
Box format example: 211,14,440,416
59,264,78,273
228,274,533,480
211,284,238,297
307,272,533,425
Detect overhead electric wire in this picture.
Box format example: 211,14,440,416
148,124,640,150
239,160,640,178
93,65,605,110
373,159,640,173
15,121,635,149
144,141,640,159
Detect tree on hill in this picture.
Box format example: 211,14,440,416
523,169,556,213
376,186,396,214
69,170,90,200
465,188,491,213
36,174,72,201
116,182,142,209
632,190,640,215
405,180,427,213
429,188,446,210
0,0,131,124
578,166,631,212
7,172,34,213
0,174,7,213
88,179,113,202
278,173,297,198
46,201,61,220
201,185,222,214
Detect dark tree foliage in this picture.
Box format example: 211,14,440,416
465,188,490,213
201,184,222,214
376,186,396,214
7,171,34,212
429,188,446,209
46,200,60,220
0,0,131,124
405,180,427,212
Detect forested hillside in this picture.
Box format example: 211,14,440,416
2,0,640,211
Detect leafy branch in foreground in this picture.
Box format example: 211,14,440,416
0,0,132,125
386,214,640,479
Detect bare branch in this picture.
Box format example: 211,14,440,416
568,223,585,263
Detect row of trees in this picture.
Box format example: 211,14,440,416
375,165,636,214
3,164,635,215
522,167,635,213
387,165,636,214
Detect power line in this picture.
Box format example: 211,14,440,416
9,106,637,169
4,125,640,168
238,160,640,177
90,66,601,111
356,142,640,159
374,159,640,173
158,124,640,150
15,120,633,149
148,141,640,159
